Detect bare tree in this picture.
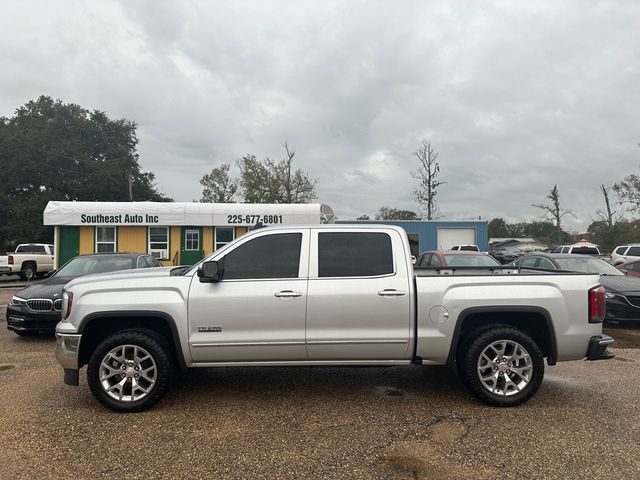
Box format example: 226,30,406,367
199,163,238,203
595,184,622,227
411,140,445,220
532,185,575,243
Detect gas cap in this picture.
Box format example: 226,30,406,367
429,305,450,325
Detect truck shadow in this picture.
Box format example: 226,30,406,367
169,365,468,405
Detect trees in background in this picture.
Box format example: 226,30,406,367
0,96,168,245
374,207,420,220
489,218,569,246
199,143,317,204
199,163,238,203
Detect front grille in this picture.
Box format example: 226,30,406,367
53,299,62,311
26,299,53,312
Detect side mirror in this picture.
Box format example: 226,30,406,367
197,261,222,283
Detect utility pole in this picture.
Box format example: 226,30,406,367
128,172,133,201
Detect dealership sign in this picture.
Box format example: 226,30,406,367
44,201,335,226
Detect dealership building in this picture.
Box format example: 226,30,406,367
43,201,336,267
43,201,487,267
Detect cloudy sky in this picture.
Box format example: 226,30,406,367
1,0,638,230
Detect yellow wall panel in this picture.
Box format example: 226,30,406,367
118,226,147,253
235,226,248,238
79,226,94,255
203,227,214,255
170,226,181,265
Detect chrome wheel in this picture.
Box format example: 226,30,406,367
99,344,157,402
477,339,533,397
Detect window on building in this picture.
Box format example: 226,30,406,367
185,229,200,251
149,227,169,260
95,227,116,253
215,227,234,250
318,232,394,278
222,233,302,280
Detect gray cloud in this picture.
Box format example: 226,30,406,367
1,0,638,230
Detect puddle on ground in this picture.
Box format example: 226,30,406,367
427,419,468,444
385,419,493,479
375,386,406,398
0,364,15,371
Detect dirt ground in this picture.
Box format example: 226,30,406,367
1,287,639,479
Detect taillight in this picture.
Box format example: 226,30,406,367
589,286,605,323
8,255,13,265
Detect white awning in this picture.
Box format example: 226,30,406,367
43,201,335,227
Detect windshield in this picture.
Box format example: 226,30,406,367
56,256,135,277
444,255,501,267
554,258,623,275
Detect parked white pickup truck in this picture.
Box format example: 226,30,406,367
55,225,614,412
0,243,55,280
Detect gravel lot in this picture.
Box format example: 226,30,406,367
1,286,639,480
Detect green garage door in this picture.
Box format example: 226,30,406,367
59,226,80,267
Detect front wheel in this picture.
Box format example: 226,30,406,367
87,331,173,412
460,327,544,407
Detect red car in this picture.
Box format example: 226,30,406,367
415,250,501,268
616,259,640,278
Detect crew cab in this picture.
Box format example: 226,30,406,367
0,243,55,280
55,225,614,412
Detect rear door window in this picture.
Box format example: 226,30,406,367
615,246,628,255
318,232,393,277
626,247,640,256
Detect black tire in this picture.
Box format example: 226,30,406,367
460,326,544,407
87,331,174,412
19,263,36,281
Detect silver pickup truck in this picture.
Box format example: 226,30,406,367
55,225,614,412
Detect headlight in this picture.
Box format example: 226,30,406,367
61,291,74,320
604,292,618,300
9,296,27,307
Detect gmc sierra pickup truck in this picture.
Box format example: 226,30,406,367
55,225,614,412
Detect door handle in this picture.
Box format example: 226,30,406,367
378,289,407,297
274,290,303,298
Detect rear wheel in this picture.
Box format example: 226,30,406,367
87,331,173,412
19,263,36,281
460,327,544,407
